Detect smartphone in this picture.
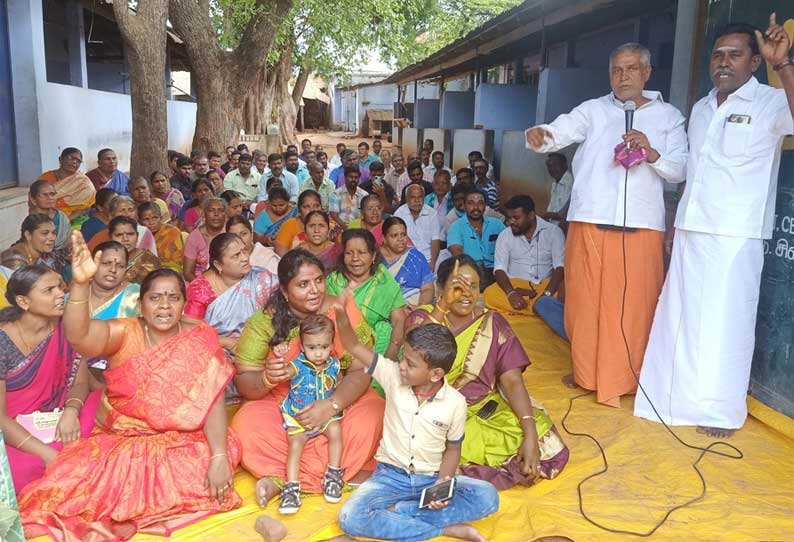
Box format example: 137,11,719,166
374,175,383,186
419,478,456,509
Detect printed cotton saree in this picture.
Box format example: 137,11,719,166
18,320,242,542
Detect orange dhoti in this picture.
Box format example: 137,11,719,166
564,221,664,407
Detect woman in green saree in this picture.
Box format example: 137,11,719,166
407,254,569,490
325,229,406,360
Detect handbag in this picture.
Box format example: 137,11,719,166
15,409,63,444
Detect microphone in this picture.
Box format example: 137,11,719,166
623,100,636,133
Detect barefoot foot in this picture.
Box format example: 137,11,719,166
256,477,281,508
697,426,736,438
561,374,578,389
443,523,486,542
254,515,287,542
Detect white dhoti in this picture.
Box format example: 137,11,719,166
634,229,764,429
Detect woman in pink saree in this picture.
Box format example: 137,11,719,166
0,265,99,492
19,234,241,542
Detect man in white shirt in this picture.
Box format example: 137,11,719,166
484,195,567,340
423,151,453,179
526,42,688,408
394,184,442,270
636,17,794,437
222,153,260,205
541,153,574,224
329,142,346,168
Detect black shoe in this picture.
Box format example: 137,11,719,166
278,481,301,514
323,465,344,503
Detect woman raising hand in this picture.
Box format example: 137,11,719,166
18,232,242,542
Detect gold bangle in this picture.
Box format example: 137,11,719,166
16,434,33,450
210,453,228,461
262,371,274,388
65,397,84,408
67,298,89,305
521,415,536,421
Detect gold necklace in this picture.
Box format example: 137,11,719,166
15,320,52,354
143,321,183,348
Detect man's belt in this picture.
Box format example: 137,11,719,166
596,224,637,233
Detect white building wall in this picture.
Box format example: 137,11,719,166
37,82,196,173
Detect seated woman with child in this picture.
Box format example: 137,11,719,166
231,249,384,507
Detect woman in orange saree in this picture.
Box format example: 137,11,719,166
18,233,241,542
232,248,384,506
37,148,96,220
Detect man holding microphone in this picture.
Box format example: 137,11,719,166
636,15,794,437
525,43,688,408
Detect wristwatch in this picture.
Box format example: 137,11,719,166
542,290,552,297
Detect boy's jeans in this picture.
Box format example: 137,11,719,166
339,463,499,542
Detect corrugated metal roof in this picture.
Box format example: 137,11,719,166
378,0,669,86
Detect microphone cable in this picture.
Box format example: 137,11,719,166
560,156,744,537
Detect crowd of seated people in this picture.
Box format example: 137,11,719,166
0,137,571,542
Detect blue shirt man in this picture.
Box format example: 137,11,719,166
258,153,299,202
448,190,505,272
330,149,370,187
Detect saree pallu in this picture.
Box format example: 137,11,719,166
299,242,340,274
52,209,72,250
277,217,344,250
88,284,140,370
0,246,71,282
124,250,161,284
326,264,406,355
154,224,185,272
411,306,569,490
385,247,434,306
185,267,278,345
90,284,140,320
232,298,383,493
254,207,297,237
0,429,24,542
161,188,186,223
19,320,242,542
38,170,96,218
1,323,100,492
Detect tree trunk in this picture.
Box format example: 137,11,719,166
243,68,267,134
274,50,297,146
169,0,293,153
261,66,278,131
112,0,170,177
291,65,311,109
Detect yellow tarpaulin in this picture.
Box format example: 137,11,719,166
34,314,794,542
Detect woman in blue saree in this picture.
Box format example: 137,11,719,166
379,217,434,309
253,186,296,246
